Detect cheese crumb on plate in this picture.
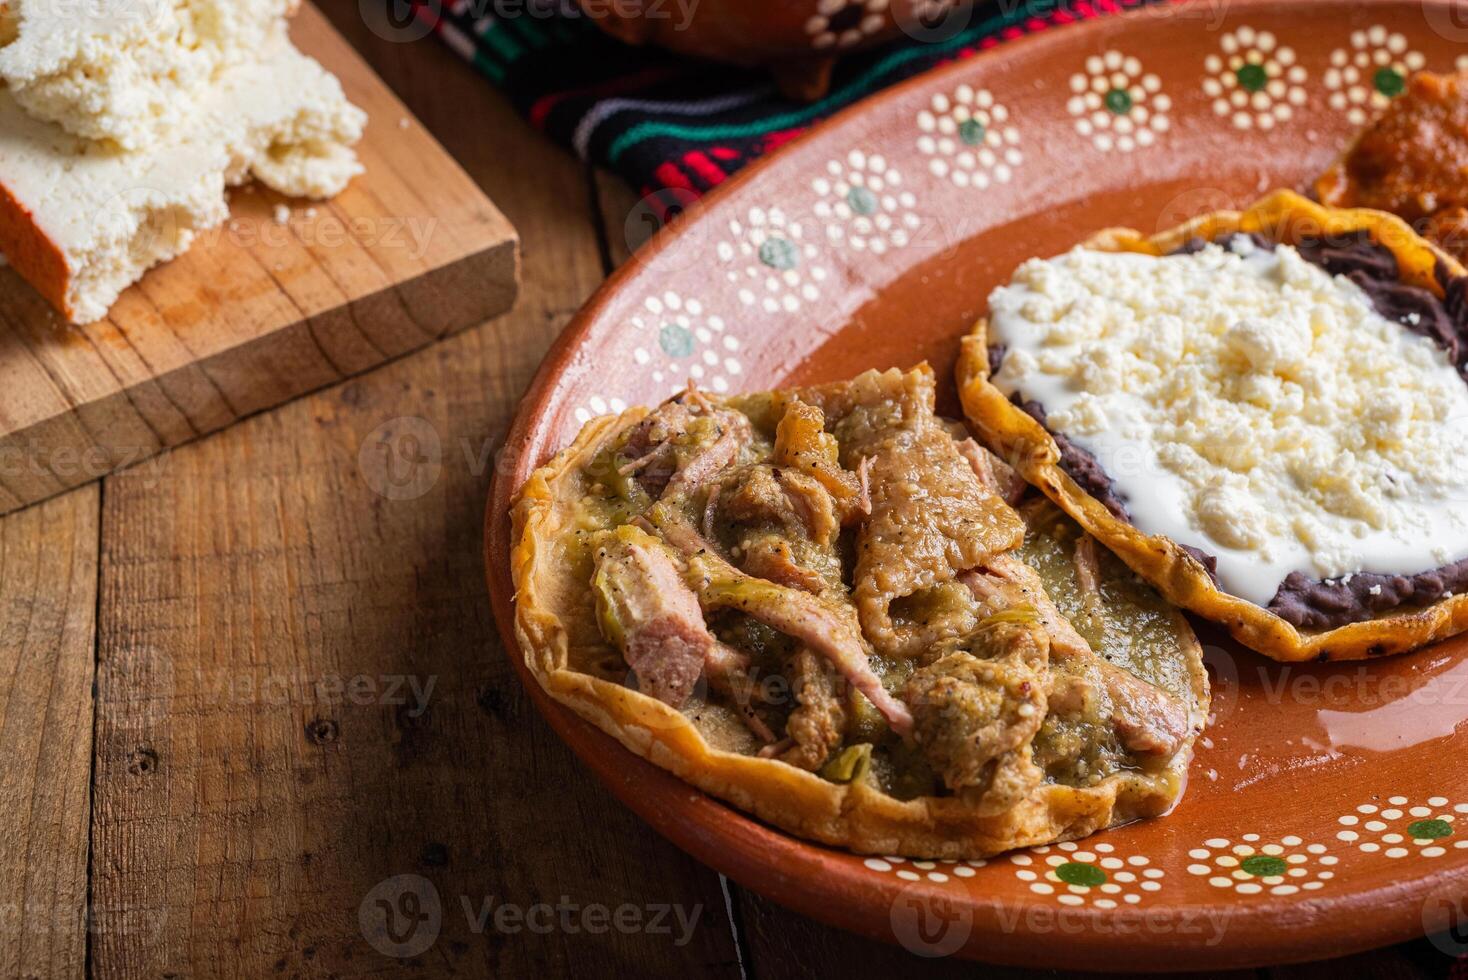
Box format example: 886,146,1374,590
989,241,1468,605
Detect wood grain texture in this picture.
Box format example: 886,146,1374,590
0,487,98,980
86,9,737,976
0,2,518,518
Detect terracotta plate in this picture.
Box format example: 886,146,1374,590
486,0,1468,968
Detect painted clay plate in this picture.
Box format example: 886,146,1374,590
487,0,1468,968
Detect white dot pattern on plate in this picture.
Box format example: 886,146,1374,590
1323,25,1424,125
1009,842,1162,907
1202,26,1308,130
862,855,986,884
804,0,889,50
619,291,743,396
1066,50,1171,153
812,150,921,255
718,207,828,314
915,84,1023,188
572,395,629,426
1185,836,1334,896
1336,797,1467,859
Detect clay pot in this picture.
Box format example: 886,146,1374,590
578,0,980,100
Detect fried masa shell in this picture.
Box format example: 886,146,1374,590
510,378,1208,859
957,189,1468,663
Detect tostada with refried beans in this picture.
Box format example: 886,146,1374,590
511,366,1208,858
959,190,1468,662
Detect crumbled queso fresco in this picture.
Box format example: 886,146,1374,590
988,239,1468,605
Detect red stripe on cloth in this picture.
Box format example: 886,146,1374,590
654,162,695,193
761,127,808,152
529,67,682,130
682,150,728,186
639,184,703,219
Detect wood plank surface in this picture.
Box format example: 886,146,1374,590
86,11,737,977
0,3,518,518
0,487,99,980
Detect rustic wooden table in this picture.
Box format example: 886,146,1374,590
1,4,1460,977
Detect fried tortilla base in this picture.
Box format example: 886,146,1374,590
958,189,1468,663
512,408,1207,859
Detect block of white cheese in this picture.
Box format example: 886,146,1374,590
0,37,366,323
0,0,299,150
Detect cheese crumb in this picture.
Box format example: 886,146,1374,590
0,0,297,150
1228,234,1257,257
988,242,1468,604
273,204,291,225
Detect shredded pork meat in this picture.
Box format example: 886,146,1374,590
775,649,849,771
801,369,1026,658
771,396,868,522
574,366,1198,811
957,437,1029,506
962,556,1189,759
591,525,720,707
656,516,915,736
903,621,1048,813
619,391,752,500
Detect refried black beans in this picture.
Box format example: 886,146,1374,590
991,233,1468,630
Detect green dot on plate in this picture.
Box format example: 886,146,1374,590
1408,818,1453,840
1054,862,1107,887
959,117,987,146
1240,854,1288,878
1374,66,1405,98
845,186,878,216
1103,87,1134,115
757,236,799,270
658,323,695,358
1236,62,1268,93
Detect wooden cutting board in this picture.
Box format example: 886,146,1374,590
0,3,518,515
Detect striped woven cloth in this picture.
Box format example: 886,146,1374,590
406,0,1155,201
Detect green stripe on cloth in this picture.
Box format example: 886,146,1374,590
606,0,1064,164
476,19,525,63
504,13,549,49
472,48,505,82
